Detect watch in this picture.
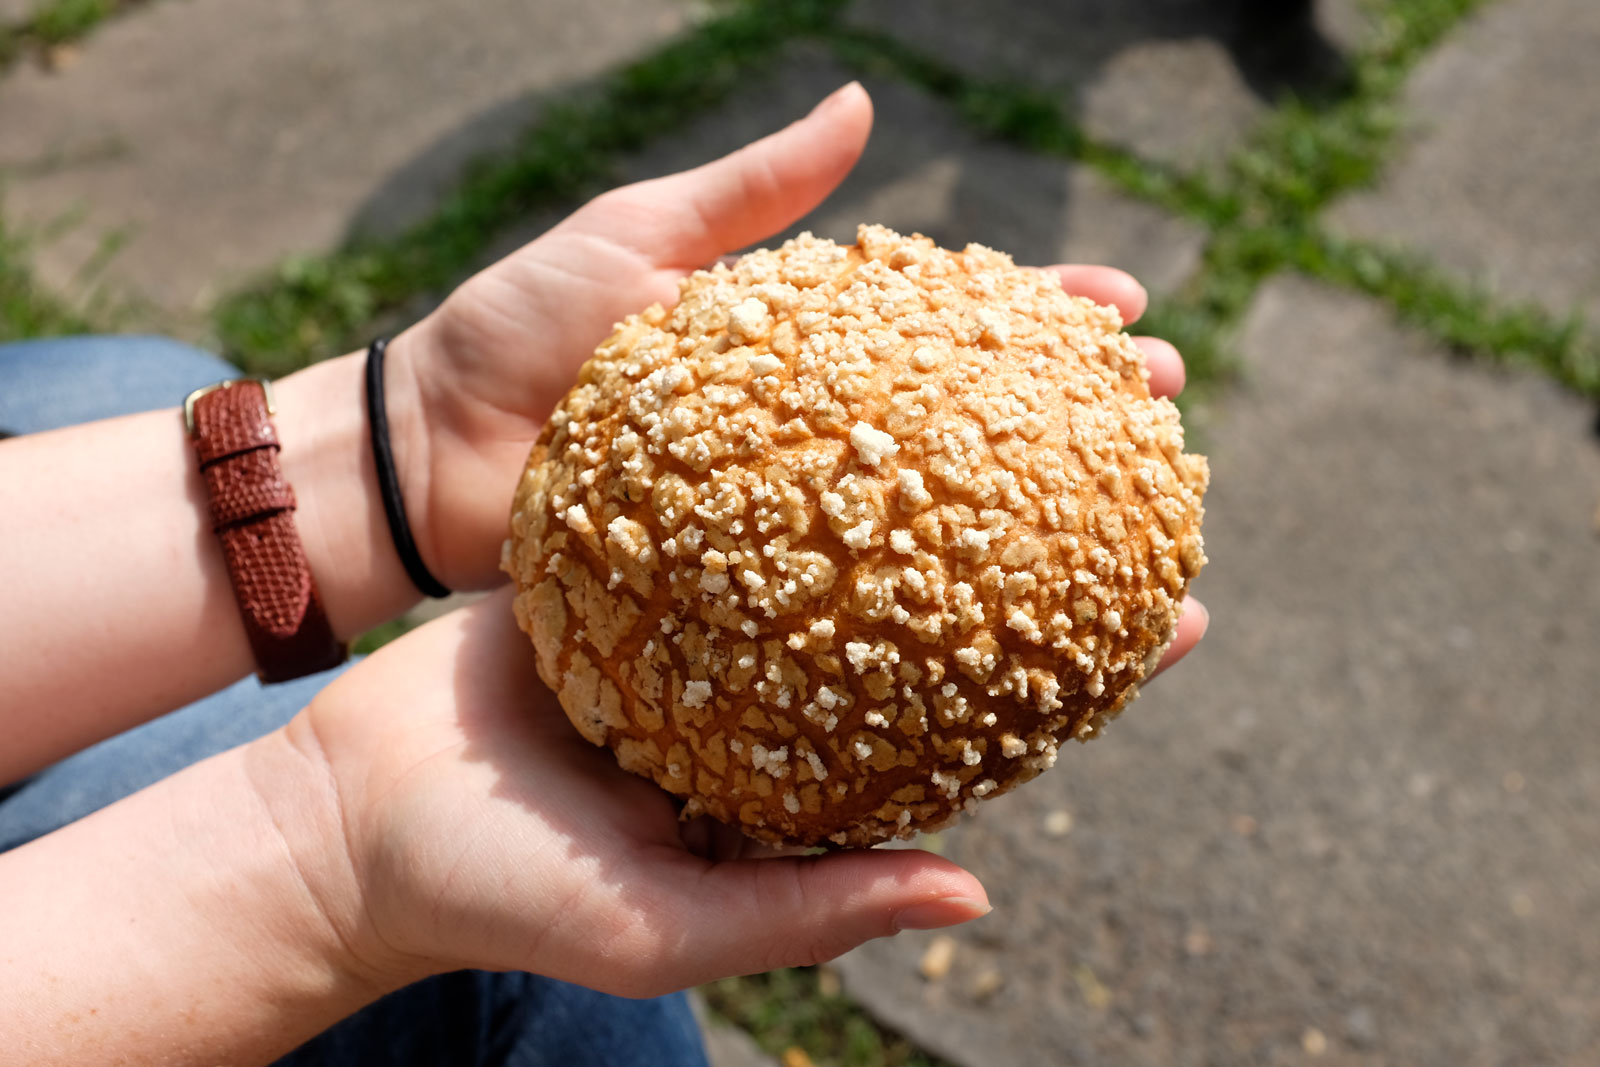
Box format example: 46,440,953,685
185,378,346,682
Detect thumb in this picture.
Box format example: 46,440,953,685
659,848,989,988
592,81,874,268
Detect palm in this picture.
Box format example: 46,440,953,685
431,227,685,432
306,593,984,996
404,228,688,590
328,599,685,985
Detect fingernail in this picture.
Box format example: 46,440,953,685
809,81,862,119
892,897,992,931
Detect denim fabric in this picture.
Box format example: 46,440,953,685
0,334,236,434
0,661,357,853
0,336,710,1067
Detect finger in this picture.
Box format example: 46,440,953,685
1134,335,1186,398
1046,264,1148,325
610,82,873,266
656,848,988,988
1149,595,1208,680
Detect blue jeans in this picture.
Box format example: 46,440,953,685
0,336,710,1067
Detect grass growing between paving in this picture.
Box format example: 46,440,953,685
820,20,1241,404
212,0,849,376
702,967,959,1067
0,0,146,70
1299,232,1600,397
1220,0,1599,398
0,211,90,342
820,0,1600,402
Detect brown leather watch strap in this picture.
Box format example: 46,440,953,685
187,379,346,683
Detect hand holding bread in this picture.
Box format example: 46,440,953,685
507,226,1207,847
288,82,1207,991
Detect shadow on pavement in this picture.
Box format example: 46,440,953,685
346,0,1350,298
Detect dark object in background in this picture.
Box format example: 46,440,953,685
1232,0,1352,100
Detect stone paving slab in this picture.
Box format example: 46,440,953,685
0,0,688,323
1330,0,1600,325
848,0,1367,172
596,44,1208,295
700,1022,780,1067
1,0,34,26
834,277,1600,1066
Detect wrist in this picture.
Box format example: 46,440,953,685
240,721,428,995
272,349,425,635
0,731,400,1062
364,327,452,595
377,316,504,592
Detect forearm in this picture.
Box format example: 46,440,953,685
0,346,425,782
0,726,393,1066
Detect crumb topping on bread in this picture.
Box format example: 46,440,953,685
508,224,1208,847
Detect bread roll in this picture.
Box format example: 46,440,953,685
507,225,1207,847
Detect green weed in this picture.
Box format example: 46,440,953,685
214,1,846,375
0,210,91,342
29,0,116,44
1,0,146,70
702,967,959,1067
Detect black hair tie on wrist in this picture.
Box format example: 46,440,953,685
365,338,452,599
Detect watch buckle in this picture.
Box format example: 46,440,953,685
184,377,276,435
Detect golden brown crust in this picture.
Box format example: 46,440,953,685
507,225,1208,847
